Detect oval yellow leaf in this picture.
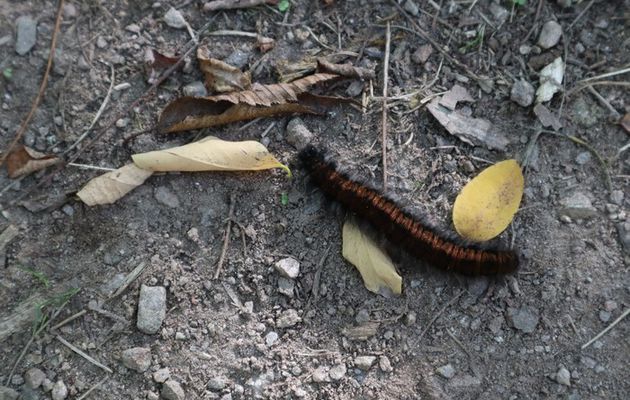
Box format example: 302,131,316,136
77,163,153,206
132,136,291,176
453,159,523,241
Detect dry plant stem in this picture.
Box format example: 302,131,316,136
50,309,87,331
446,328,472,359
412,290,463,347
381,22,391,192
215,194,236,280
577,66,630,84
67,163,116,172
568,0,596,30
582,308,630,349
0,0,65,167
56,335,113,373
587,86,621,119
77,377,109,400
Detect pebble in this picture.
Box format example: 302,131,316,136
277,277,294,297
153,368,170,383
489,2,508,24
41,379,53,392
379,356,393,372
274,257,300,279
62,3,77,18
411,44,433,64
96,36,107,49
403,311,416,326
224,49,250,69
15,16,37,55
403,0,419,16
609,190,624,206
355,309,370,324
599,310,611,322
265,331,279,346
51,380,68,400
329,364,347,381
354,355,376,371
18,386,38,400
604,300,618,312
575,151,591,165
10,375,23,386
122,347,151,372
175,331,186,340
312,366,329,383
506,306,540,333
0,386,19,400
115,118,129,128
346,80,363,97
277,309,301,328
125,23,141,34
559,192,597,219
207,376,227,391
467,276,490,298
182,81,207,97
164,7,187,29
510,79,535,107
24,368,46,389
285,118,313,151
137,285,166,334
555,367,571,386
436,364,455,379
161,380,185,400
580,356,597,369
154,186,181,208
538,21,563,49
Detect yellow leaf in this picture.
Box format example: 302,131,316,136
132,136,291,176
453,159,524,241
342,217,402,297
77,163,153,206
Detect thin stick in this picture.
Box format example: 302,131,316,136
568,0,596,30
50,309,87,331
67,163,116,172
446,328,472,359
412,290,463,347
0,0,65,167
582,308,630,349
56,335,113,373
577,66,630,84
214,194,236,279
76,376,108,400
381,22,391,192
586,86,621,119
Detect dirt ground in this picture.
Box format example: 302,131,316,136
0,0,629,399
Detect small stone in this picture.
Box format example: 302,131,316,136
41,379,53,392
489,2,509,24
274,257,300,278
164,7,187,29
114,82,131,91
207,376,227,391
403,0,419,16
580,356,597,369
137,285,166,334
346,80,363,97
24,368,46,389
277,309,301,328
604,301,618,312
154,186,180,208
122,347,151,372
0,386,19,400
354,355,376,371
329,364,346,381
518,44,531,55
96,36,107,49
62,3,77,19
559,192,597,219
379,356,393,372
153,368,170,383
312,366,329,383
436,364,455,379
555,367,571,386
61,204,74,216
575,151,591,165
265,331,279,346
538,21,563,49
355,309,370,324
507,306,540,333
161,380,185,400
510,80,535,107
18,386,38,400
411,44,433,64
285,118,313,151
15,16,37,55
175,331,186,340
182,81,207,97
125,23,141,33
10,376,23,386
610,190,624,206
403,311,416,326
115,118,129,128
599,310,611,322
51,380,68,400
224,49,250,69
277,277,294,297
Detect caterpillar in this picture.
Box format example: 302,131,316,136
299,145,519,276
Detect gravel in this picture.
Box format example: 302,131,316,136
329,364,347,381
164,7,187,29
436,364,455,379
555,366,571,386
182,81,207,97
312,366,329,383
277,277,295,297
506,306,540,333
24,367,46,389
161,380,185,400
354,356,376,371
0,386,19,400
274,257,300,279
538,21,563,49
265,331,279,346
276,309,301,328
153,368,170,383
51,380,68,400
285,119,313,151
121,347,152,372
137,285,167,334
411,44,433,64
207,376,227,391
379,356,393,372
559,192,598,219
510,79,535,107
15,16,37,55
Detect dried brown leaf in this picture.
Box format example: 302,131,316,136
5,145,61,179
198,47,251,92
144,48,183,84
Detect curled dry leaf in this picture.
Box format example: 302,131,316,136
5,145,61,178
453,160,524,242
132,136,291,176
341,217,402,297
316,58,375,80
198,47,251,92
144,48,183,84
77,163,154,206
159,73,341,133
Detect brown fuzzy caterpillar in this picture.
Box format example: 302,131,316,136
299,145,519,276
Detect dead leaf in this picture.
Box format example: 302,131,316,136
77,164,154,206
621,112,630,134
203,0,278,11
132,136,291,175
5,145,61,178
341,217,402,297
316,58,375,80
453,160,524,242
144,48,183,84
198,47,251,92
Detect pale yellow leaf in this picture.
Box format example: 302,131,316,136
453,159,524,241
132,136,291,176
77,164,153,206
342,217,402,297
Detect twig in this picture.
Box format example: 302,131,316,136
0,0,65,167
381,22,391,192
568,0,596,30
523,0,544,42
576,66,630,84
446,328,472,359
582,308,630,349
76,376,108,400
309,245,332,303
50,309,87,331
67,163,116,172
412,290,463,347
108,262,147,301
214,194,236,280
586,86,621,119
56,335,113,373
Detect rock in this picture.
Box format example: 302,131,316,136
599,310,611,322
329,364,346,381
182,81,207,97
346,81,363,97
355,309,370,324
121,347,151,372
51,380,68,400
224,49,250,69
265,331,279,346
0,386,19,400
510,80,535,107
18,386,38,400
115,118,129,128
538,21,563,49
571,97,600,127
354,355,376,371
379,356,393,372
207,376,227,391
161,380,185,400
403,311,416,326
137,285,167,334
15,16,37,55
62,3,77,19
24,368,46,389
411,44,433,64
467,276,490,298
285,119,313,151
277,277,294,297
559,192,597,219
604,300,618,312
277,309,301,328
555,367,571,386
312,366,329,383
610,190,624,206
536,57,564,103
489,3,509,24
450,375,481,387
41,379,53,392
506,306,540,333
274,257,300,279
153,368,170,383
437,364,455,379
617,222,630,254
125,23,141,34
403,0,419,16
154,186,180,208
575,151,591,165
100,273,126,296
164,8,187,29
